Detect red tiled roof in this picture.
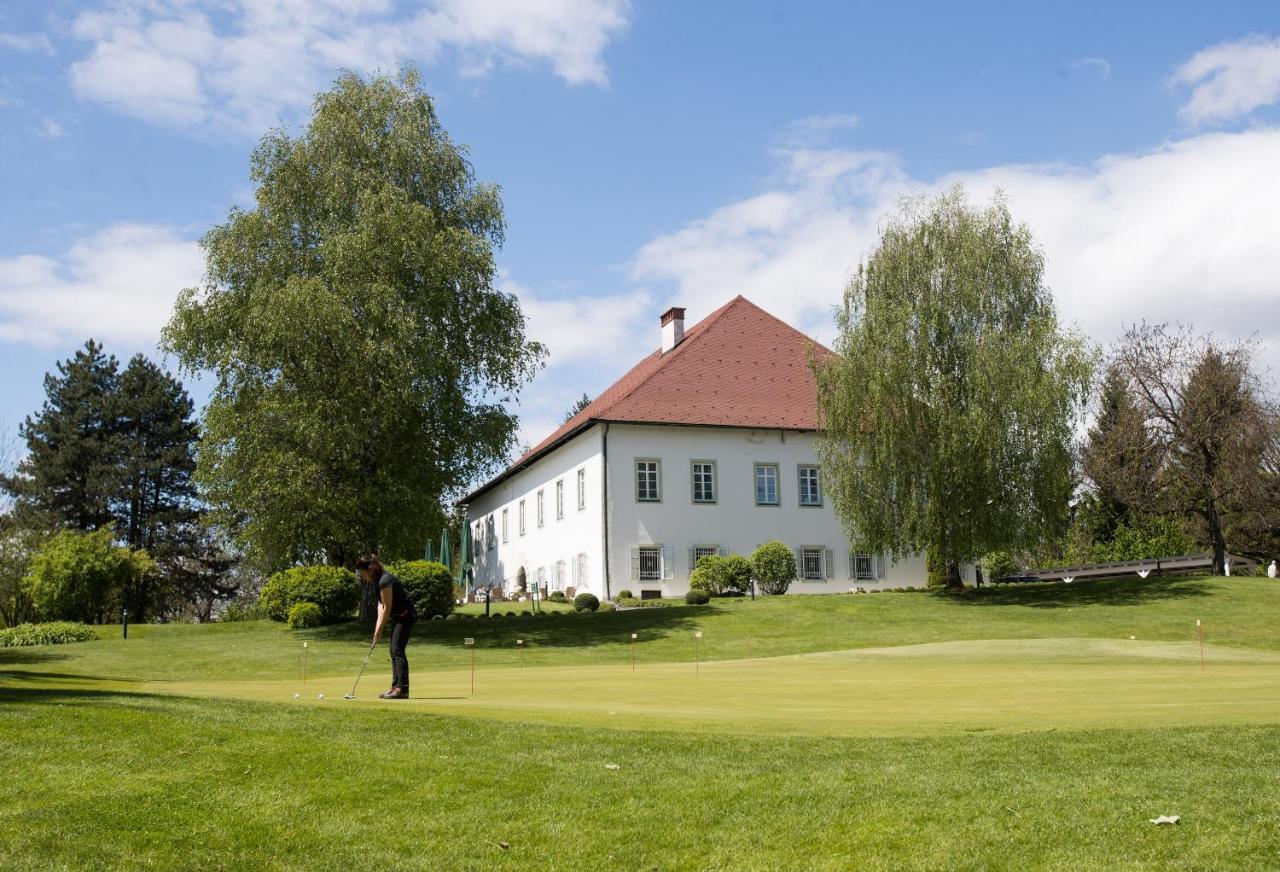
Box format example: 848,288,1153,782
464,296,832,502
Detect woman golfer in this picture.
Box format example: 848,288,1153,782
357,554,416,699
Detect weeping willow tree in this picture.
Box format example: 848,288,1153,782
813,188,1094,587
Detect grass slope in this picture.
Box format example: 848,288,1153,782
3,575,1279,869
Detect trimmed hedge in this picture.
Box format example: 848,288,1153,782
0,622,98,648
684,588,711,605
387,561,455,619
574,592,600,612
260,566,359,624
689,554,752,596
287,602,323,630
751,541,796,595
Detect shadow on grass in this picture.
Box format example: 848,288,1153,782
936,575,1214,609
304,605,715,649
0,648,71,665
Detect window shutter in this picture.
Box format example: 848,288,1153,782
688,547,697,572
848,551,856,580
662,545,674,580
718,545,728,558
630,547,640,581
794,547,803,576
876,554,886,579
582,554,589,585
824,549,834,579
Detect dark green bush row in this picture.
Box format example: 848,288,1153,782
287,602,323,630
0,621,98,647
685,588,711,605
386,561,455,619
260,566,359,624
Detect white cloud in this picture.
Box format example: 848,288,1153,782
0,224,202,346
0,32,54,54
68,0,631,134
1072,57,1111,79
778,112,860,147
39,117,64,138
1174,34,1280,125
630,129,1280,378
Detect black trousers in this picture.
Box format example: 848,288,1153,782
390,620,414,690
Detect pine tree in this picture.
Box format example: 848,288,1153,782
113,355,200,554
3,340,120,531
1079,364,1160,543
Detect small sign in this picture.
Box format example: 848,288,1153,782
694,631,703,640
630,633,638,641
516,639,524,647
464,638,475,647
1196,619,1201,627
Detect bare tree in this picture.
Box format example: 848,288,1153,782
1112,324,1277,573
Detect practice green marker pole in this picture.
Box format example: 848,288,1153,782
122,608,128,640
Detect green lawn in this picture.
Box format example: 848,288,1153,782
3,575,1280,869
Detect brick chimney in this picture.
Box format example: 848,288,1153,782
660,306,686,353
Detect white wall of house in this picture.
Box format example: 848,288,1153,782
603,423,931,595
465,425,604,597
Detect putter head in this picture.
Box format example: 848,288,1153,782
343,693,356,699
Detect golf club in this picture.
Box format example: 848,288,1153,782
344,640,377,699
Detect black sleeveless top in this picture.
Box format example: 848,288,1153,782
378,572,416,621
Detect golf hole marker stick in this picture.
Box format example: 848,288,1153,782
465,638,476,695
344,640,377,700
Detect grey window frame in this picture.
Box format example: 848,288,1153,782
518,500,526,536
797,464,822,507
536,489,545,528
501,508,509,543
754,462,780,506
576,468,586,511
635,458,662,503
691,460,717,504
555,479,565,520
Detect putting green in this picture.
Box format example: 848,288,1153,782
30,637,1280,737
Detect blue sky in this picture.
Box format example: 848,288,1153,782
2,1,1279,453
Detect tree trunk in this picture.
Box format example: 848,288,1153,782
945,559,963,588
1206,500,1227,575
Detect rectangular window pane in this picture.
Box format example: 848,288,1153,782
519,500,525,535
537,490,545,527
799,466,821,506
692,461,715,503
638,546,662,580
803,547,823,579
577,468,586,510
501,509,508,542
755,464,778,505
693,545,718,567
636,460,660,502
556,480,564,519
854,553,874,580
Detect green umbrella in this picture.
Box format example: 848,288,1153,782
439,529,452,573
457,523,473,589
424,540,435,563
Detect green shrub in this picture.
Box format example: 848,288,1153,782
617,589,633,599
574,592,600,612
286,602,323,630
219,601,266,622
1088,516,1196,563
446,613,462,621
386,561,455,619
981,551,1020,583
751,541,796,595
598,601,616,613
0,621,98,647
23,528,154,623
548,590,568,603
684,588,710,605
490,613,503,619
690,554,753,596
259,566,359,624
520,610,532,617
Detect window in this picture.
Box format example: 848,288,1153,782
637,546,662,580
690,544,720,569
537,566,547,590
801,547,824,580
853,552,875,580
537,489,545,527
518,500,526,536
554,559,566,589
555,479,565,519
577,468,586,511
486,515,496,551
635,459,661,502
631,545,673,581
501,508,508,543
691,461,716,503
573,552,588,588
754,463,779,506
798,465,821,506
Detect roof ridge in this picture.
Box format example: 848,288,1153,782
593,296,744,419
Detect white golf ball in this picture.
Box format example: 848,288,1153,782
317,693,324,699
293,693,300,699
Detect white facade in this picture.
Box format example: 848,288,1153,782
467,425,604,597
466,421,937,599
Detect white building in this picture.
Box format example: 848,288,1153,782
463,296,940,599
